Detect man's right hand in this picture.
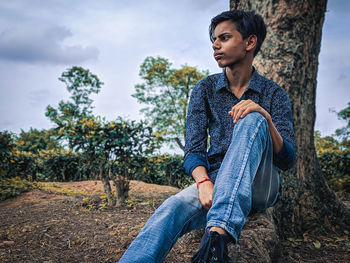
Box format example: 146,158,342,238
192,166,214,210
198,180,214,210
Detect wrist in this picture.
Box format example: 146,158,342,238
196,178,212,189
264,110,271,122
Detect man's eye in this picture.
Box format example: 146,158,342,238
221,35,230,41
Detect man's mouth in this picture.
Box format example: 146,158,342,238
214,53,224,60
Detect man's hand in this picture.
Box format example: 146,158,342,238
228,99,270,123
192,166,214,210
198,181,214,210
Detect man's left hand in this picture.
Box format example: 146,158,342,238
228,99,270,123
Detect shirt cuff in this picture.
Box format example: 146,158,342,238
183,153,210,176
273,139,296,171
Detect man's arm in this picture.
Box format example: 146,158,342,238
229,99,284,154
183,79,215,209
183,79,210,175
229,88,296,170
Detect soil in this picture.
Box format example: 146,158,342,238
0,180,349,262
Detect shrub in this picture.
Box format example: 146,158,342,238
315,131,350,192
134,154,193,189
0,177,38,201
38,149,95,182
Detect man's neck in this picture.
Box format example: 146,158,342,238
225,64,254,99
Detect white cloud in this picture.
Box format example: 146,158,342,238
0,25,99,64
0,0,348,140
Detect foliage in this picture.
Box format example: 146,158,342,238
132,56,209,151
8,150,38,180
334,102,350,142
58,66,103,115
133,154,193,189
46,66,104,149
16,128,61,153
0,131,17,178
38,149,92,182
46,66,161,205
0,177,38,201
0,131,38,180
315,131,350,192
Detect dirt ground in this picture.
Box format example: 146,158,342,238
0,180,349,262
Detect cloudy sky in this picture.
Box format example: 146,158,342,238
0,0,349,143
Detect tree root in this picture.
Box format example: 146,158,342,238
228,208,280,263
175,208,280,263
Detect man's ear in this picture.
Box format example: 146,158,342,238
245,35,257,53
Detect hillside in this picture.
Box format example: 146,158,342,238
0,181,349,262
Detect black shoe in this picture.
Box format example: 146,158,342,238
191,229,232,263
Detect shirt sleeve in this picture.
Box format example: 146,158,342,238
270,87,297,171
183,80,210,176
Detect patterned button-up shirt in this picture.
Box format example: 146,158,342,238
183,69,296,176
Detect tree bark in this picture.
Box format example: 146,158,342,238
99,164,114,206
226,0,350,260
112,167,130,207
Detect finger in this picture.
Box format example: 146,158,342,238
231,100,250,116
204,200,212,210
234,107,247,123
231,100,247,111
240,107,253,119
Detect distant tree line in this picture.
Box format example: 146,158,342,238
0,58,349,206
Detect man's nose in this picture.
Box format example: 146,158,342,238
212,40,220,50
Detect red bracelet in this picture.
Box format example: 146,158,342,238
196,178,212,189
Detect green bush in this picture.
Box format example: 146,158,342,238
315,131,350,192
0,177,38,201
7,150,38,180
318,151,350,192
38,149,95,182
134,154,193,189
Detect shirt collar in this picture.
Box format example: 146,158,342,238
215,67,263,94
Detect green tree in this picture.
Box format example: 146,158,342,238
58,66,103,115
0,131,17,178
132,56,209,151
335,102,350,142
46,67,160,206
0,131,38,180
46,66,104,149
16,128,61,153
314,131,350,192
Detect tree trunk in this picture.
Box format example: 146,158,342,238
99,164,114,206
112,167,130,207
226,0,350,260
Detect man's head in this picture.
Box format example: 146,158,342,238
209,10,266,57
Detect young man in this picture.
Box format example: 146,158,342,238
119,10,296,263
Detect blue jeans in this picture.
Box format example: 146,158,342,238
119,113,281,263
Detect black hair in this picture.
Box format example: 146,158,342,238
209,10,266,56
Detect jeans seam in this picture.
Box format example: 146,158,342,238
221,116,266,227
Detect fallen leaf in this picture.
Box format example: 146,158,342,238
313,241,321,249
0,241,15,246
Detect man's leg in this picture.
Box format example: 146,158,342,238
119,184,207,263
207,112,280,241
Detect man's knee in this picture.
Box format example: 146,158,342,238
232,112,269,140
236,112,266,127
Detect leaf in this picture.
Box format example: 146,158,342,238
313,241,321,249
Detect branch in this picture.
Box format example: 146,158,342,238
174,137,185,152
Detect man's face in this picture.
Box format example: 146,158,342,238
212,20,247,68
